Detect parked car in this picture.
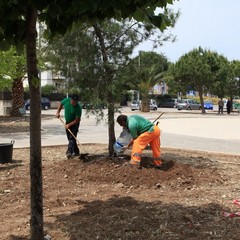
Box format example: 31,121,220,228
131,99,157,111
177,99,201,110
149,99,158,110
130,100,140,111
233,101,240,110
24,97,51,110
204,100,213,110
158,98,178,108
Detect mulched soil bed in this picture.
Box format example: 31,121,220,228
0,144,240,239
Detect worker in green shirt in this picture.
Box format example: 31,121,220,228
117,114,162,168
56,95,82,158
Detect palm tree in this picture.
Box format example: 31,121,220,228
136,51,168,112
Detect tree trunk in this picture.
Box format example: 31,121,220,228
25,6,44,240
94,24,116,156
198,88,206,114
10,77,24,117
108,99,116,157
141,97,150,112
230,95,233,112
141,89,150,112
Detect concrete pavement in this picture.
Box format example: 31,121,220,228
1,107,240,155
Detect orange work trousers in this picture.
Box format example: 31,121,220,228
130,125,161,166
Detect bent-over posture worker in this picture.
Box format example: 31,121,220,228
117,114,162,168
56,94,82,158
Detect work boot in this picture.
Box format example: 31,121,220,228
72,152,80,157
153,159,162,167
125,159,141,169
66,151,72,159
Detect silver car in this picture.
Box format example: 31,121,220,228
149,99,158,111
131,99,158,111
130,100,140,111
177,99,202,110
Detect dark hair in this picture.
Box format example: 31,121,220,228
117,115,127,125
71,94,79,101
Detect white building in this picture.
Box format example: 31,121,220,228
23,70,66,90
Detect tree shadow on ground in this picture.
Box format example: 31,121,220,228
8,236,28,240
49,196,240,240
0,159,23,171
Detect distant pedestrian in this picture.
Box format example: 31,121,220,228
227,99,232,114
218,98,224,114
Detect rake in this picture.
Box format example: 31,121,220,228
58,117,89,160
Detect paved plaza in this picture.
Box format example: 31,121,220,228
1,107,240,155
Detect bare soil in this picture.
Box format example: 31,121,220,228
0,116,240,239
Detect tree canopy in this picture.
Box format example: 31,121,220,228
168,47,230,113
0,0,176,50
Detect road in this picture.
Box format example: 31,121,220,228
1,107,240,155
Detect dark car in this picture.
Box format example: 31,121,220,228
24,97,51,110
158,98,178,108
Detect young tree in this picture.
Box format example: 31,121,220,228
0,1,176,238
45,17,177,156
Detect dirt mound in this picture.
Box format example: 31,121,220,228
1,145,240,239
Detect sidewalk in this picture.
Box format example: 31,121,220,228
1,108,240,155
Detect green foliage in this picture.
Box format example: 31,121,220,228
0,47,26,90
0,0,176,50
0,77,12,91
45,18,175,106
167,47,233,113
120,51,169,111
41,84,57,95
224,60,240,97
169,47,229,96
209,55,229,98
122,51,169,93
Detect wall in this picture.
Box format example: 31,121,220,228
0,92,12,116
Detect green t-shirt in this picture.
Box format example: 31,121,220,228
127,115,154,139
61,98,82,123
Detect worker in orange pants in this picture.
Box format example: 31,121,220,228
116,114,162,168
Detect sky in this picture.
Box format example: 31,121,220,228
135,0,240,62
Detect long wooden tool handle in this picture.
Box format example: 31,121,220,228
153,112,164,124
58,117,81,145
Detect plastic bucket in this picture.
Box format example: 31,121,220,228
0,140,15,163
114,141,124,153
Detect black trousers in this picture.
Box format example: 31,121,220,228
218,106,223,114
66,124,80,154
